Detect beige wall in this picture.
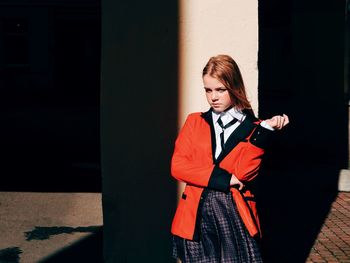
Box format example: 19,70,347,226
178,0,259,126
177,0,259,196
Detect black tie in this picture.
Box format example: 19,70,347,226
217,117,238,151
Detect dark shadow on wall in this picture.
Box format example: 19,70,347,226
100,1,178,262
257,163,339,263
258,0,346,262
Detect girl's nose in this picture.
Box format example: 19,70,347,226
211,92,218,100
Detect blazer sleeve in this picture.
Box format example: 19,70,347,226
227,125,273,182
171,114,232,192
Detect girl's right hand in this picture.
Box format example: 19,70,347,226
264,114,289,130
230,174,244,191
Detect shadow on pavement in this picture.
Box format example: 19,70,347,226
0,247,22,263
25,226,101,241
38,227,103,263
257,164,338,263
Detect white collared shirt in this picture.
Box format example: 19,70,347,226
212,108,273,159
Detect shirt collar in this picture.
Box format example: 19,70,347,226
211,107,245,124
225,107,245,122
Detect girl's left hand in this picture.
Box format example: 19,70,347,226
265,114,289,130
230,174,244,191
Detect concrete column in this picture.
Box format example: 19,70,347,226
101,0,259,262
101,1,178,262
340,3,350,192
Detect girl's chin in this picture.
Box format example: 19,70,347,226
212,105,231,113
212,108,224,113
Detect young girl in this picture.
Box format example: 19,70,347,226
171,55,289,263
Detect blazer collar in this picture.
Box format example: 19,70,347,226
201,108,258,164
200,108,213,123
201,109,217,163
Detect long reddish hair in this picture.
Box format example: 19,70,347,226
202,55,253,112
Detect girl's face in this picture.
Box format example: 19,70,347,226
203,74,232,113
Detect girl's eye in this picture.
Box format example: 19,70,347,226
205,89,212,93
218,89,226,93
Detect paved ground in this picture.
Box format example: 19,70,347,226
306,192,350,263
0,191,349,262
0,192,102,263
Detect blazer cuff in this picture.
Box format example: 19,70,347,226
249,125,273,149
208,166,231,192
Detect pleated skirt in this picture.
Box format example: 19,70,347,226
172,190,263,263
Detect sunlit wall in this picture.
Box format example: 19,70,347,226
178,0,259,125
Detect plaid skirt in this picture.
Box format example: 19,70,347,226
172,190,263,263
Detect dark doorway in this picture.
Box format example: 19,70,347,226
0,2,101,192
258,1,346,262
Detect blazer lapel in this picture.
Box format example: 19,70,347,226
201,108,259,164
201,109,217,163
215,116,257,163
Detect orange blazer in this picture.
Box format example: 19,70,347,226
171,109,272,241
